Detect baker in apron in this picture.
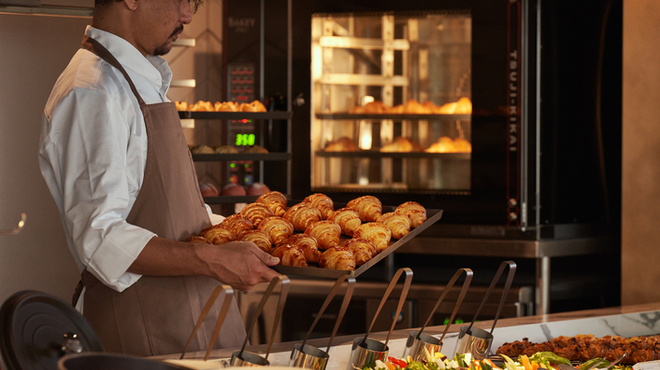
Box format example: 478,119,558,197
71,34,251,356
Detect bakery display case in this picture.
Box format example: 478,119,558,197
311,12,472,195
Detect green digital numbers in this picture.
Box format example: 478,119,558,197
235,134,255,146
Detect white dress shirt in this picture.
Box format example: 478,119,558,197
39,26,194,293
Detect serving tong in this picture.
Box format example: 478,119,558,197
404,267,473,361
289,275,356,370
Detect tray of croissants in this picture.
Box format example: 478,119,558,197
187,191,443,278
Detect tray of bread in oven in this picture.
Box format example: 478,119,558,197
187,192,442,279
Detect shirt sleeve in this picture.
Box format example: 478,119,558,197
41,87,155,292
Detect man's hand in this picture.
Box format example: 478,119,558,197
128,237,281,291
196,241,281,291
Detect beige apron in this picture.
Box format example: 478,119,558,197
77,35,246,357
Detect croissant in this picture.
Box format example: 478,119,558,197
256,191,288,217
328,207,362,236
239,229,272,253
347,195,382,222
286,234,321,263
200,225,236,245
240,203,274,228
271,244,308,267
284,203,322,232
395,201,427,228
353,222,392,253
303,193,334,219
220,214,254,238
319,247,356,271
304,220,342,250
186,236,211,244
377,212,411,240
257,216,294,246
340,238,376,266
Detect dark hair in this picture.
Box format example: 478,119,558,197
95,0,203,13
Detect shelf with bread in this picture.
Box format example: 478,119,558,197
176,99,292,120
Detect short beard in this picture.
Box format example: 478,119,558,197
153,25,183,56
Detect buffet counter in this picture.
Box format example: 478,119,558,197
153,302,660,369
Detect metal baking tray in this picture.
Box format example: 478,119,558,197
273,204,443,278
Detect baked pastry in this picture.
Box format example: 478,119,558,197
286,234,321,263
200,225,236,245
377,212,411,239
353,222,392,253
425,136,456,153
240,203,274,228
387,104,405,114
347,195,382,222
349,105,364,114
215,145,239,154
319,247,356,271
437,102,457,114
284,203,322,232
363,100,386,114
395,201,427,228
175,101,189,111
303,193,334,219
271,244,308,267
380,137,423,152
241,100,267,112
215,101,240,112
239,229,272,253
220,213,254,238
340,238,376,267
186,235,211,244
190,100,214,112
257,216,294,246
191,145,215,154
403,99,429,114
422,101,440,113
324,137,357,152
328,207,362,237
242,145,269,153
453,137,472,153
256,191,288,217
454,97,472,114
304,220,342,250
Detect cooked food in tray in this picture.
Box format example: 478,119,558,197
347,97,472,115
175,99,267,112
187,192,432,272
496,334,659,364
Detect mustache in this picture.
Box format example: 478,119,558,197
170,25,184,38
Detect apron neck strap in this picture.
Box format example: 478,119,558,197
81,35,146,106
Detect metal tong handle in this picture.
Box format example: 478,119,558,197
464,261,517,336
294,275,356,359
360,267,413,348
180,285,235,361
238,275,290,361
414,268,473,345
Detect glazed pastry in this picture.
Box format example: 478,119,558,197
340,238,377,267
256,191,288,217
319,247,356,271
324,137,357,152
271,244,308,267
200,225,236,245
395,201,427,228
328,207,361,237
304,220,342,250
239,229,272,253
353,222,392,253
377,212,411,240
284,203,322,232
303,193,334,219
286,234,321,263
220,214,254,238
240,203,274,228
347,195,382,222
186,235,211,244
257,216,294,246
215,101,240,112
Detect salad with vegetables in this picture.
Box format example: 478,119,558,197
365,350,631,370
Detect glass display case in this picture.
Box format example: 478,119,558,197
310,12,472,195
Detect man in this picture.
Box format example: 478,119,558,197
38,0,280,357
